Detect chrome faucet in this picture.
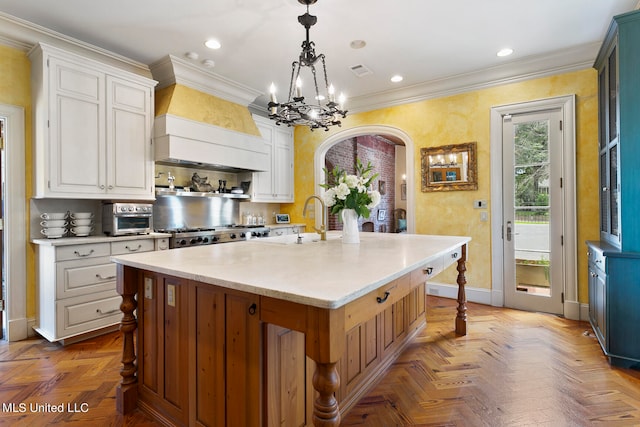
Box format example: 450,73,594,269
303,195,327,241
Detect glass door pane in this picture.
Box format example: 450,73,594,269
513,120,551,296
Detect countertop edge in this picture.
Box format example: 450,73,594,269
32,232,171,246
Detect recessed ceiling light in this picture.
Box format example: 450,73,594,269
205,39,221,50
185,51,199,60
350,40,366,49
390,75,403,83
202,59,215,68
497,48,514,57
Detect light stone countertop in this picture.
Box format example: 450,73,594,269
111,231,470,309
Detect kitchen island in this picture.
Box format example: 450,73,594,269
112,232,470,426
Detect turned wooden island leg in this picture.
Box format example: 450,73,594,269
116,265,139,414
455,244,468,336
312,362,341,426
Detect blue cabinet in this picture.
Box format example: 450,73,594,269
589,9,640,369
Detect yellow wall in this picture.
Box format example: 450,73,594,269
286,68,600,303
0,45,35,318
155,83,261,136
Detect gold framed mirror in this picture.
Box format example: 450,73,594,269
421,142,478,192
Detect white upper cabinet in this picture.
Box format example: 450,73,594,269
251,115,294,202
30,43,156,199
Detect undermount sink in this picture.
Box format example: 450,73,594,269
254,232,335,245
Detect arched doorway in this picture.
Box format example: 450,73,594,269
312,125,415,234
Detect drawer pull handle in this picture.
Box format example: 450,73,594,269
95,274,117,280
451,252,459,259
96,308,120,316
590,272,598,278
248,303,257,315
74,249,94,258
423,267,434,275
125,244,143,252
376,291,390,304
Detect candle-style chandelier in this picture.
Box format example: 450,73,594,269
268,0,347,131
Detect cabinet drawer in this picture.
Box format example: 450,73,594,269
587,247,605,272
56,243,110,261
56,257,116,299
443,246,463,269
345,273,411,330
411,256,444,286
56,290,121,338
111,239,154,255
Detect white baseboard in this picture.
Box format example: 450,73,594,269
426,281,492,305
563,300,581,321
7,317,29,341
427,283,590,323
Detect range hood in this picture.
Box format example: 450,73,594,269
154,114,269,172
150,55,270,173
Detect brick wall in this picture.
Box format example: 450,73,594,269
325,136,397,232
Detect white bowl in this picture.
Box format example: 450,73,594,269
41,212,67,220
69,212,94,219
40,219,67,227
41,227,67,237
70,226,94,236
70,219,93,226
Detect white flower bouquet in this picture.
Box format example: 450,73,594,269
320,159,381,218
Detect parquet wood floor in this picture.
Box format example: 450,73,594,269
0,296,638,426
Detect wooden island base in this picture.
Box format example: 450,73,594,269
115,239,468,426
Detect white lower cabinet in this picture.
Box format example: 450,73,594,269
35,237,163,343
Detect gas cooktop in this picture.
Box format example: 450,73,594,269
157,225,271,248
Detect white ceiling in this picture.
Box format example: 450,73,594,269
0,0,638,112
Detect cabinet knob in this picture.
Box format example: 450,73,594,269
602,186,609,192
108,185,113,190
99,185,105,190
248,303,257,315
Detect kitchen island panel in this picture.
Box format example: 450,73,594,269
114,233,470,426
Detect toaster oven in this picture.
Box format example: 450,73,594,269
102,203,153,236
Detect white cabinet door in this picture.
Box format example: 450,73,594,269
106,76,153,197
252,120,276,201
251,115,294,202
273,126,293,202
48,56,106,195
31,43,155,200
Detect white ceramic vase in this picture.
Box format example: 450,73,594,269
341,208,360,244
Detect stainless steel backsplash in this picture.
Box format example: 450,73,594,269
153,195,238,230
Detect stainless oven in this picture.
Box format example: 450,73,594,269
102,203,153,236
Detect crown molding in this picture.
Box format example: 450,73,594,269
344,42,600,114
150,55,263,107
0,11,152,78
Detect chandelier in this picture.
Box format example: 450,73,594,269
268,0,347,131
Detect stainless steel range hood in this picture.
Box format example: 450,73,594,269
154,114,269,172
